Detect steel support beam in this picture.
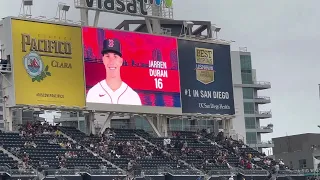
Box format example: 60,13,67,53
99,112,114,134
145,116,161,137
93,11,100,27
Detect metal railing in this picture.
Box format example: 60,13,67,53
44,168,124,176
168,125,213,132
237,168,269,175
245,125,273,130
248,141,274,146
11,169,38,176
253,81,271,86
0,61,12,73
241,81,271,86
254,96,271,101
0,165,11,174
244,110,272,115
207,169,231,176
164,166,203,176
1,166,309,177
256,111,272,115
0,165,38,176
258,126,273,130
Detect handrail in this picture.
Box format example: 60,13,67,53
256,110,272,115
258,141,274,145
254,81,271,85
258,126,273,130
0,61,12,72
254,96,271,100
0,166,308,177
241,81,271,86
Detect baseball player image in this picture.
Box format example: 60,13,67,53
86,38,142,105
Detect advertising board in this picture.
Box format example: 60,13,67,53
83,27,181,110
11,19,85,107
178,39,235,115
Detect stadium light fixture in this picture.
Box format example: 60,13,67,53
211,24,221,39
182,21,194,37
19,0,33,17
59,3,70,12
23,0,33,6
56,3,70,22
211,24,221,32
183,21,194,28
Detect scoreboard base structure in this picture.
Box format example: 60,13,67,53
87,103,182,115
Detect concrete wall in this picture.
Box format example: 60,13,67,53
230,51,246,141
273,133,320,169
273,134,320,154
274,150,313,169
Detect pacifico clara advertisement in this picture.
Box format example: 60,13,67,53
11,19,85,107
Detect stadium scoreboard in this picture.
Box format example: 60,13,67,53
0,17,235,116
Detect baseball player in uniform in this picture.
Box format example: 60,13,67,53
86,39,142,105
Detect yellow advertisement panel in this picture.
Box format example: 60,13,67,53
11,19,85,107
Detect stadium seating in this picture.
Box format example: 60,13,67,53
0,148,18,169
148,131,231,174
58,126,200,175
0,122,122,175
205,131,284,172
0,123,296,180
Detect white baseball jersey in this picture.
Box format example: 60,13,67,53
86,80,142,105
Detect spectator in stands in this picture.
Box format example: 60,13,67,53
99,163,108,170
55,129,62,136
18,161,25,170
239,157,245,167
38,158,49,170
48,137,58,144
163,138,171,149
246,161,252,169
248,153,252,161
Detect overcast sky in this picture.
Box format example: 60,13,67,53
1,0,319,140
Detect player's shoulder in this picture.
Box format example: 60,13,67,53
88,80,104,94
122,83,141,105
123,83,137,94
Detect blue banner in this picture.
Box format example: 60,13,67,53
178,39,235,115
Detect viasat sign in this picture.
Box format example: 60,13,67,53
82,0,173,18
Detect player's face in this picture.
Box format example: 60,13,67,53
103,52,123,78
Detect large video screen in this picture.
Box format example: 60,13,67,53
83,27,181,107
178,39,235,115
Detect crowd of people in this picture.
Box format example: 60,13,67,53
161,131,232,172
6,122,91,170
0,122,290,176
160,129,288,174
79,128,181,172
207,130,288,174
